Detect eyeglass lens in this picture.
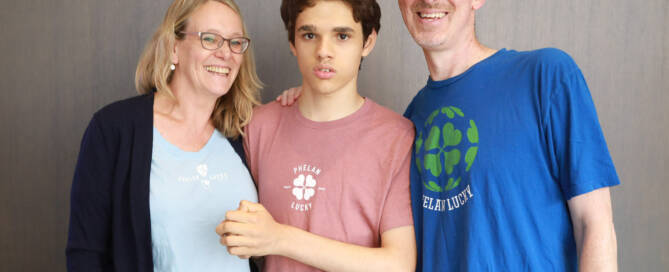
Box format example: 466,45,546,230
200,32,249,54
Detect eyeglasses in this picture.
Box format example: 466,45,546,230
180,31,250,54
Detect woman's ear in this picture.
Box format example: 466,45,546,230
171,40,180,65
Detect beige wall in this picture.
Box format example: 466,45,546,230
0,0,667,270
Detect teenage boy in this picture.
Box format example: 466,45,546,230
216,0,417,271
278,0,620,270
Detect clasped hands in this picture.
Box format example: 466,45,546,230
215,200,287,259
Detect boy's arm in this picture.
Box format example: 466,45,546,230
568,187,618,271
217,201,416,272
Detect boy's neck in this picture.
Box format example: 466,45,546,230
297,83,365,122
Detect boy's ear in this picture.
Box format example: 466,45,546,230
361,30,378,57
289,41,297,56
472,0,486,10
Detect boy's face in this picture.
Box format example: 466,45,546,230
290,1,376,96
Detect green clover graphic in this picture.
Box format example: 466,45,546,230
417,106,479,193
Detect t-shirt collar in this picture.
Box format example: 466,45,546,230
426,48,508,89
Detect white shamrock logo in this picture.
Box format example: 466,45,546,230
292,174,317,200
196,164,211,190
196,164,208,177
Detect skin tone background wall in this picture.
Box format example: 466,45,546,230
0,0,666,270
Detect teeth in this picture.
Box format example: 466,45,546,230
319,68,331,72
420,12,446,19
205,66,229,75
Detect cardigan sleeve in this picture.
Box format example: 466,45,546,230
66,113,116,272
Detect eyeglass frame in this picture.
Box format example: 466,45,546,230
179,31,251,54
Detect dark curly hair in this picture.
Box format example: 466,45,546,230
280,0,381,45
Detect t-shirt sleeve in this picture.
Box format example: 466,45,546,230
403,89,421,119
403,99,414,119
379,127,415,233
546,59,620,199
243,118,259,183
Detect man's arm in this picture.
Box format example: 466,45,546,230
275,86,302,106
216,201,416,272
568,187,617,271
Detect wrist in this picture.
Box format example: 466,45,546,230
271,223,295,257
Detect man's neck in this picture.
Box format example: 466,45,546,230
297,83,365,122
423,36,497,82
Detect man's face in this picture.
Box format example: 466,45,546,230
290,1,376,95
398,0,481,51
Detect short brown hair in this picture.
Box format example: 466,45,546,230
280,0,381,45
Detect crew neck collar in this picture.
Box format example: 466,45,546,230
291,98,373,129
426,48,507,89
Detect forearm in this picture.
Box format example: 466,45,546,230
275,225,414,272
575,221,618,271
569,187,618,271
219,202,416,271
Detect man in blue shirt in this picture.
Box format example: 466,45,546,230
398,0,619,271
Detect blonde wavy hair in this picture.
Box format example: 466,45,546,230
135,0,262,139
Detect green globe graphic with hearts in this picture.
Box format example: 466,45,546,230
415,106,479,193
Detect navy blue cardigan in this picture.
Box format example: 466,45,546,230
66,94,252,271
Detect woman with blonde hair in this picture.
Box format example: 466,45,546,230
66,0,261,271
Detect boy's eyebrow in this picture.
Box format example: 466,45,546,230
333,27,355,33
297,25,316,32
296,25,356,34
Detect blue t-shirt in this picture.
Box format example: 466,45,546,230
403,48,620,271
149,127,258,272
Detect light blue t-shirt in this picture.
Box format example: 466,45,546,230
150,127,257,272
404,48,620,271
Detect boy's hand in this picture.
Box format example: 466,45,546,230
216,200,287,258
276,86,302,106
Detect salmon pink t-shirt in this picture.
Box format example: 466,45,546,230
244,99,414,271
